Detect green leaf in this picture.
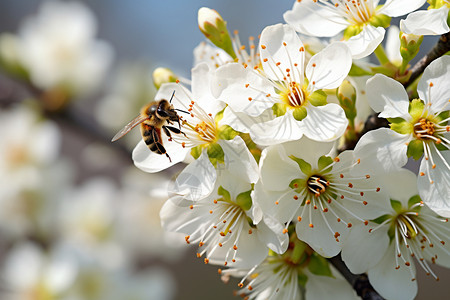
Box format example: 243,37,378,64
308,90,327,107
298,272,308,288
318,156,333,172
218,125,238,140
390,199,403,213
408,99,425,120
369,13,391,28
289,178,306,193
348,63,373,77
371,214,391,225
408,195,422,209
406,139,424,160
190,145,203,160
293,107,307,121
289,155,311,175
207,142,225,165
217,186,231,202
272,102,287,117
236,190,253,211
388,117,413,134
308,254,333,277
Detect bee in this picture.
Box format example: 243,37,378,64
111,92,185,162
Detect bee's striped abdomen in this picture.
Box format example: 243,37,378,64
141,124,165,155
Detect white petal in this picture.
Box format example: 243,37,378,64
385,25,402,64
306,42,352,90
282,136,335,168
368,244,418,300
353,129,411,174
45,246,78,293
306,271,358,300
192,62,225,115
302,103,348,142
296,210,348,257
381,0,427,17
366,73,410,119
259,24,305,82
155,82,191,108
418,150,450,217
253,181,300,224
379,169,418,206
259,145,302,192
219,106,274,134
400,7,450,35
417,55,450,113
255,215,289,254
283,0,348,37
132,139,188,173
249,111,304,146
211,63,275,117
169,150,216,201
219,136,259,183
343,25,385,59
341,223,389,274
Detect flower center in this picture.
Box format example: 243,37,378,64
307,175,328,196
414,118,436,140
281,82,305,108
337,0,375,25
193,120,218,143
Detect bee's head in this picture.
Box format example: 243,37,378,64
155,99,177,120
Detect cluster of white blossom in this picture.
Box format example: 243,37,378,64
131,2,450,300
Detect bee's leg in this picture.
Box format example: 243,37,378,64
165,125,186,137
151,128,171,162
162,126,171,138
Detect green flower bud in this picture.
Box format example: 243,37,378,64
152,67,178,89
336,80,357,124
399,31,423,64
198,7,236,59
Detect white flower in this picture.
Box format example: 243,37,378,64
161,165,288,268
132,62,259,183
342,169,450,300
353,55,450,216
0,242,78,299
213,24,351,145
256,137,388,257
284,0,426,58
400,1,450,35
221,239,358,300
17,0,113,94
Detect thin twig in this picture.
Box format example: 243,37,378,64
403,31,450,88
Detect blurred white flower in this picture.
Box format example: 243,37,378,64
116,167,188,261
17,1,113,94
0,242,78,299
56,177,126,270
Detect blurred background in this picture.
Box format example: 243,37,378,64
0,1,448,299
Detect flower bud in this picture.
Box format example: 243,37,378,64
152,67,178,89
399,31,423,63
198,7,236,59
336,80,357,123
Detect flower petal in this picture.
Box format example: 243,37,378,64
381,0,427,17
342,25,385,59
168,150,216,201
400,6,450,36
132,139,188,173
211,63,275,117
417,55,450,113
249,111,304,146
219,106,274,134
192,62,225,115
259,24,305,82
353,128,411,174
341,222,389,274
368,244,418,300
302,103,348,142
418,149,450,217
379,169,418,206
283,0,348,37
219,136,259,184
255,215,289,254
366,73,410,119
282,137,334,168
385,25,402,64
306,42,352,90
306,270,359,300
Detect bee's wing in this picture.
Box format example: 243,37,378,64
111,114,148,142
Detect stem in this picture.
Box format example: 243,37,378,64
403,31,450,88
328,254,385,300
373,45,389,65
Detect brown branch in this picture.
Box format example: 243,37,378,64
328,254,385,300
403,31,450,88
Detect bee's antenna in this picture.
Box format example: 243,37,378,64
169,91,176,103
175,108,190,115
